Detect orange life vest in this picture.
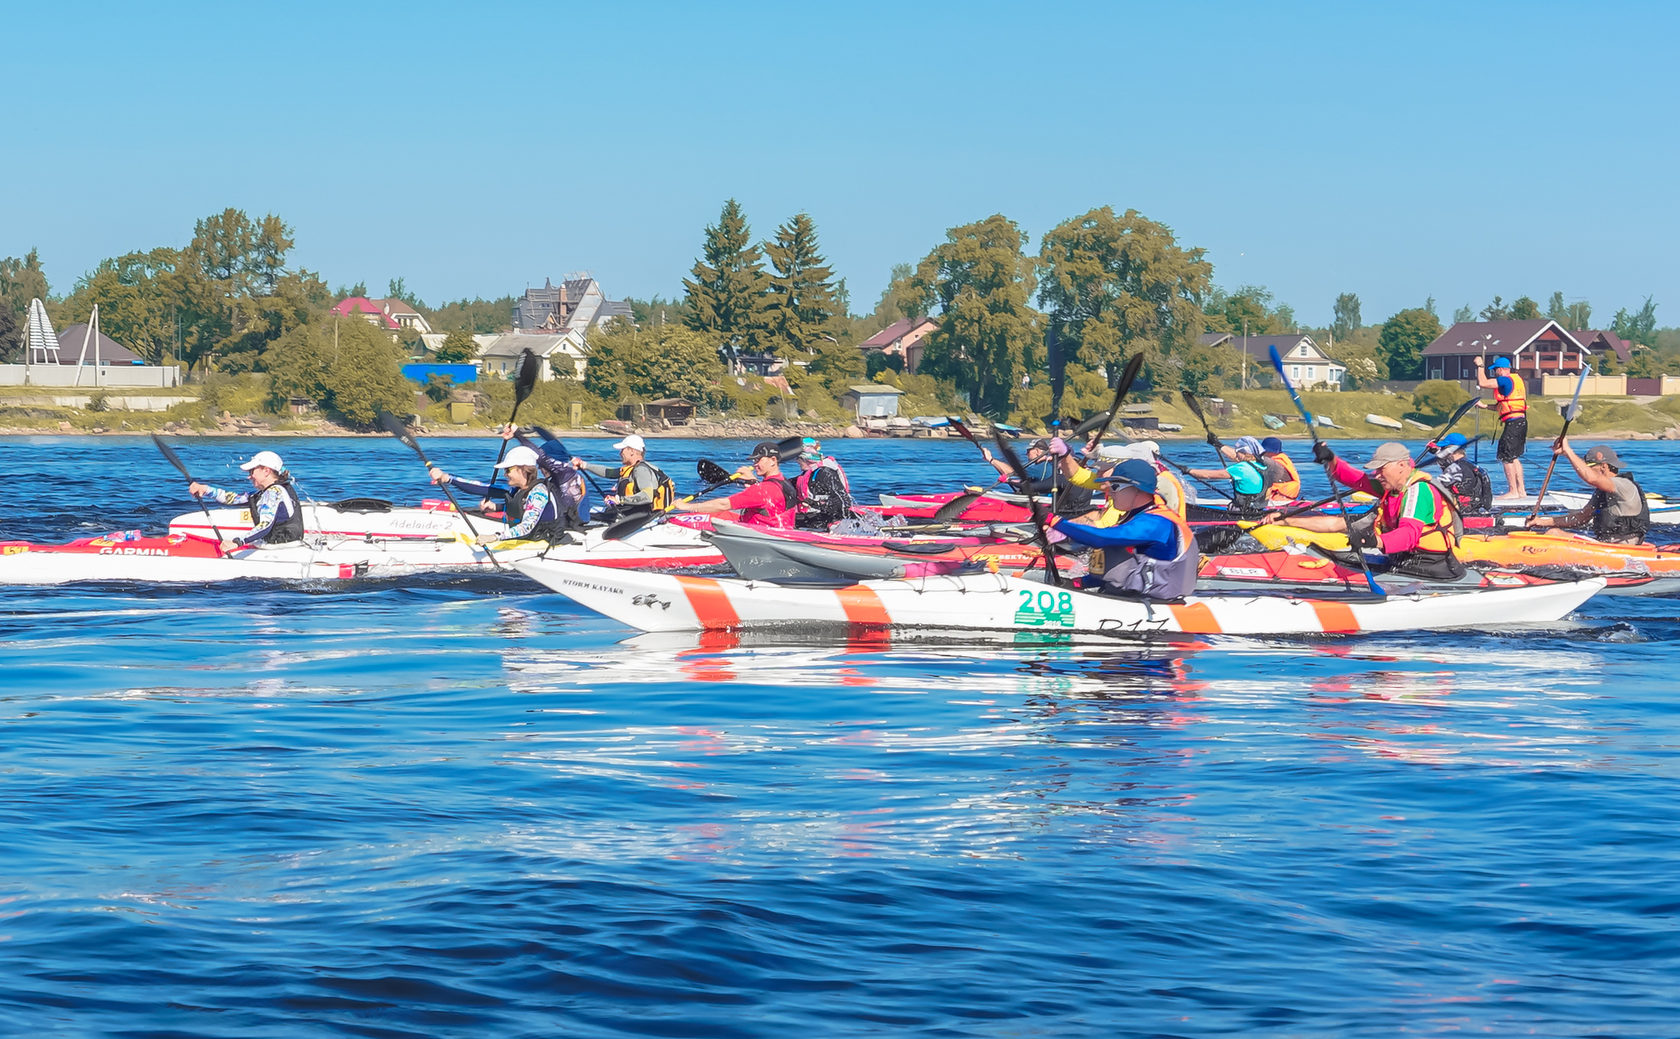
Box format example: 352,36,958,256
1495,372,1527,420
1267,454,1301,503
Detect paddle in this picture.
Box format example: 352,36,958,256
480,349,542,492
1155,454,1239,501
375,409,498,563
990,425,1062,587
1528,363,1593,521
599,459,740,541
1414,396,1484,467
531,424,614,498
1180,391,1228,471
1043,321,1066,433
1268,344,1383,597
1082,353,1145,449
152,434,228,551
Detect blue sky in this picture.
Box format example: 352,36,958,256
10,1,1677,327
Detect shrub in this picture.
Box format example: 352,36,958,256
1409,379,1469,422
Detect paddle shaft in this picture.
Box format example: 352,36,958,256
152,435,230,549
1528,364,1593,521
479,351,542,493
1411,396,1483,467
377,413,498,558
1180,391,1227,471
1268,345,1384,597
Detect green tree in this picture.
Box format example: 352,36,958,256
1547,291,1568,323
585,322,727,408
58,248,189,362
683,199,771,359
1378,307,1441,380
1452,303,1473,323
1410,379,1469,421
251,214,295,296
324,319,414,426
1036,206,1213,396
1205,284,1278,336
1511,295,1540,320
434,328,478,363
764,212,840,355
907,214,1038,416
1479,296,1510,321
1611,296,1658,347
263,322,333,411
385,276,423,309
1331,292,1362,342
0,249,50,360
806,336,866,392
1567,299,1592,330
430,295,516,334
190,208,258,290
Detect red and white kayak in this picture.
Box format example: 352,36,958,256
168,498,499,541
514,558,1604,637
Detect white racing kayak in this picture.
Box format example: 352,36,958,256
514,558,1604,637
168,498,498,541
0,522,724,585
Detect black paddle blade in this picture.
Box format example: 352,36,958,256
601,509,657,542
1047,322,1065,426
514,349,541,405
932,490,985,523
150,434,193,480
1086,353,1144,446
1072,411,1110,438
945,416,981,447
697,458,732,485
376,410,427,462
991,426,1061,587
1180,389,1207,424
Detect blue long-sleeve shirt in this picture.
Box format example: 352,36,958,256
1057,509,1183,561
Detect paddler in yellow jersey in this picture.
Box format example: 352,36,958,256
1265,441,1464,580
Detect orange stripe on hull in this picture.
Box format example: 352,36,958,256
675,575,741,629
835,584,891,626
1308,599,1360,633
1168,602,1222,634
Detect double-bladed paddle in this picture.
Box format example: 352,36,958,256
376,409,500,566
1180,391,1229,471
152,434,228,551
599,459,740,542
1414,396,1484,467
480,349,542,493
1082,353,1145,449
1269,344,1383,597
1529,363,1593,521
990,425,1062,587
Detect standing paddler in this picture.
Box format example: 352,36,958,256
1267,441,1465,580
188,449,304,554
1475,354,1528,501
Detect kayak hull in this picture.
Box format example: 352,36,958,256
514,558,1603,637
706,518,1051,582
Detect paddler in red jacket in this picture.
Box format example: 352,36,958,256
687,441,798,528
1265,441,1464,580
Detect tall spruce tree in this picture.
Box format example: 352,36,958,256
683,199,771,359
764,212,840,354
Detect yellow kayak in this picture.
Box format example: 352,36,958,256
1247,523,1679,574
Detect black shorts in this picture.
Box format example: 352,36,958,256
1497,417,1528,462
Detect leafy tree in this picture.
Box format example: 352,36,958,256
1329,339,1388,388
424,373,454,403
626,294,690,329
1176,344,1228,396
324,318,414,426
58,248,187,362
683,199,771,359
1037,206,1213,397
906,213,1038,416
764,212,840,355
1205,284,1278,336
1510,295,1540,320
1479,296,1510,321
1611,296,1658,347
1331,292,1362,342
0,305,18,363
263,322,333,411
434,328,478,363
1410,379,1469,421
1567,300,1592,330
1378,307,1441,380
865,351,903,379
585,323,727,408
385,276,423,309
430,296,516,334
251,214,295,296
190,208,257,289
806,336,866,392
0,249,50,359
1547,291,1568,323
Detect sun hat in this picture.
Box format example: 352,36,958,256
494,445,540,469
612,434,646,452
1234,435,1264,457
240,450,284,472
1582,445,1623,469
1260,436,1284,454
1101,459,1159,495
1362,442,1412,470
750,440,781,461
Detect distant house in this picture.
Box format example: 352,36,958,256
1200,332,1345,390
1572,329,1634,365
474,331,588,380
331,297,401,331
370,298,433,335
513,276,634,336
617,398,696,427
1422,320,1588,390
840,384,905,419
51,323,145,366
858,316,938,374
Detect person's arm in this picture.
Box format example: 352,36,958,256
1058,510,1182,561
1473,357,1497,391
979,447,1015,482
576,460,617,479
1066,465,1102,490
438,475,508,502
1328,456,1379,496
691,481,773,516
192,484,250,507
1558,441,1617,494
235,487,288,547
1184,467,1227,480
1530,504,1594,531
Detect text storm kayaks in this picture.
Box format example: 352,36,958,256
514,558,1602,638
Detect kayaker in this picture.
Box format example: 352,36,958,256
1184,435,1267,514
570,434,675,521
793,438,857,530
1088,441,1189,520
502,425,589,532
1475,355,1528,500
980,436,1098,519
1259,436,1301,506
1052,459,1199,600
687,441,798,528
1270,441,1465,579
188,449,304,553
1525,440,1649,544
1431,433,1493,514
428,445,565,545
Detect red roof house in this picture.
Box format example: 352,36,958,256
331,297,400,330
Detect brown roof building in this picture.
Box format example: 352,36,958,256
858,316,938,374
1422,320,1588,389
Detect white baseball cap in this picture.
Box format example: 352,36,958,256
612,434,646,452
240,450,284,472
493,445,540,468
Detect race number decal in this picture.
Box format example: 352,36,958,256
1013,588,1075,628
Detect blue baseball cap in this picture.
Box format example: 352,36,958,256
1490,356,1512,369
1260,436,1284,454
1101,459,1158,495
1438,432,1468,448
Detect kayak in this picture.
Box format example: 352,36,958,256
877,491,1037,523
1491,490,1680,525
514,558,1604,637
168,498,504,541
705,518,1060,582
1197,547,1669,597
0,522,726,585
1248,524,1680,575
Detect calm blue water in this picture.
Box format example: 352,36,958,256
2,434,1678,1038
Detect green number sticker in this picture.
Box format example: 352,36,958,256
1013,588,1075,628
